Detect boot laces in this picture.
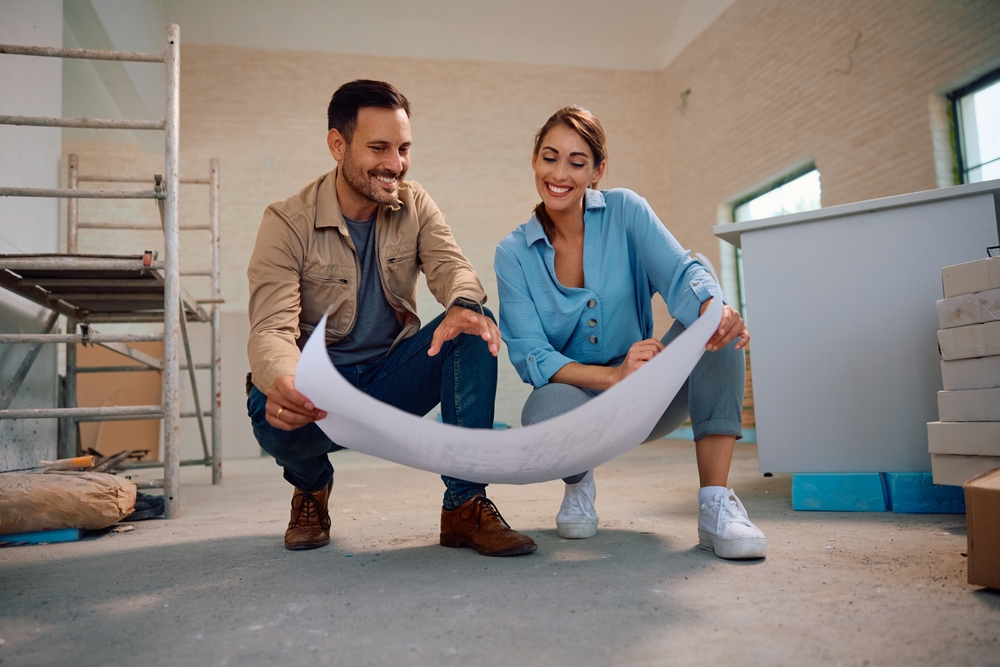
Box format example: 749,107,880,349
292,490,331,531
459,496,510,531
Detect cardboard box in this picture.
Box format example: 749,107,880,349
942,256,1000,299
937,387,1000,422
938,321,1000,361
941,355,1000,390
964,467,1000,589
77,342,163,460
927,421,1000,456
936,288,1000,330
931,454,1000,486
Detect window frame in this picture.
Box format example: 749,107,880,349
724,164,822,320
730,164,820,222
949,67,1000,185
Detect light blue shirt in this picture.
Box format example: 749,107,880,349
494,188,723,388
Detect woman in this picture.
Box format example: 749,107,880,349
494,107,766,560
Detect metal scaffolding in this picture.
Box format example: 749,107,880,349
0,24,220,518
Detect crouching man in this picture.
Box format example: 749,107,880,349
246,80,535,556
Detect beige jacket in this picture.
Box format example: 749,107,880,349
247,168,487,393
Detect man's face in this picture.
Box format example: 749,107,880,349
338,107,412,207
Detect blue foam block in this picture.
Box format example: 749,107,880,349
0,528,83,545
792,473,888,511
883,472,966,514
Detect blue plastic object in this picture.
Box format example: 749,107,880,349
883,472,966,514
0,528,83,545
791,473,888,511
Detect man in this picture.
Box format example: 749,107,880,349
246,80,535,557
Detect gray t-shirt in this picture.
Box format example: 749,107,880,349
326,214,403,366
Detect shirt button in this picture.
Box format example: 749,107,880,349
587,299,596,308
692,280,700,286
528,356,534,362
588,319,597,327
589,335,598,344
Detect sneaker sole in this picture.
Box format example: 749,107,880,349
440,533,537,556
698,528,766,560
557,522,597,539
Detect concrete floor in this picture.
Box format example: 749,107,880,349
1,440,998,667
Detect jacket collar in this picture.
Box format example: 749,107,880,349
315,166,405,230
525,189,607,246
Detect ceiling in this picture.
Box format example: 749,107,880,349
163,0,737,72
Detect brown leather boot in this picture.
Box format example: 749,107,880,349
284,480,332,551
440,495,537,556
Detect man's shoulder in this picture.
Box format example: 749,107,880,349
397,179,427,206
266,171,332,222
395,179,440,222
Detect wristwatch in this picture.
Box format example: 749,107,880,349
450,297,484,315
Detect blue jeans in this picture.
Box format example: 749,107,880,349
520,318,745,484
248,309,497,510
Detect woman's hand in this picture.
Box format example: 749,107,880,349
701,299,750,352
613,338,665,384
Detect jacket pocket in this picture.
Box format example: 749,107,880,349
301,264,355,337
382,242,418,305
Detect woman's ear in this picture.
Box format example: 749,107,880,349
592,160,607,187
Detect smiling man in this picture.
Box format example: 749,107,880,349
246,80,536,557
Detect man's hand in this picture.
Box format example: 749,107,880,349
265,374,327,431
428,306,501,357
613,338,665,385
700,298,750,352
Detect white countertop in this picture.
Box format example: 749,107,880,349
714,178,1000,248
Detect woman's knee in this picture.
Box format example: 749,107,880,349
521,383,593,426
694,337,745,387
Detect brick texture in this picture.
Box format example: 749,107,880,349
62,0,1000,432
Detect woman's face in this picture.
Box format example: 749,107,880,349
532,124,605,220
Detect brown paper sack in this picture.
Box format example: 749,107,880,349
0,472,138,534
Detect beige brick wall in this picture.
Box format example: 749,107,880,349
660,0,1000,271
62,0,1000,450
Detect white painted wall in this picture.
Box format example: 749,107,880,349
62,0,166,152
0,0,64,470
164,0,736,71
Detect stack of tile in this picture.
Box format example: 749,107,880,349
930,255,1000,486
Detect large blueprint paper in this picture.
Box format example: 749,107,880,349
295,299,721,484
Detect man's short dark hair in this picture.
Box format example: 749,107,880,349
327,80,411,143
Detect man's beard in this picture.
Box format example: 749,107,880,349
341,148,404,208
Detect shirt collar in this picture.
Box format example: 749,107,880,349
524,189,607,247
315,166,404,230
584,188,607,210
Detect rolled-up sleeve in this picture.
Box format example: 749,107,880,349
495,244,573,387
626,194,723,327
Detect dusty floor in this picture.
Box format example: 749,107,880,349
0,440,997,667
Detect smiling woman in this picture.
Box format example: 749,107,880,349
494,105,766,559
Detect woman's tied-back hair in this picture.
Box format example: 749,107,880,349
532,106,608,239
327,80,410,143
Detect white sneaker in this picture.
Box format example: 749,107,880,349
698,488,766,559
556,470,598,539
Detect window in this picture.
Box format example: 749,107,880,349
733,169,822,223
952,71,1000,184
722,168,822,318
